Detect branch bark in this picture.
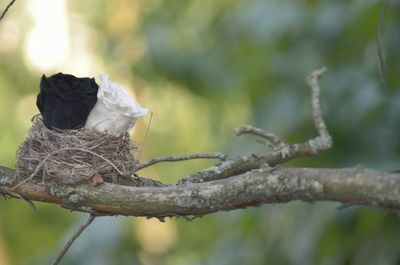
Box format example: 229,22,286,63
1,67,396,219
1,165,400,217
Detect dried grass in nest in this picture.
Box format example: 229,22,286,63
16,117,139,186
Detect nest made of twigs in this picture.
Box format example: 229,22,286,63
16,117,139,185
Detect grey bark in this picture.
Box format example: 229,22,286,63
1,165,399,218
2,68,395,218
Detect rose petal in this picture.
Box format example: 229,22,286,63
36,73,99,130
85,75,148,136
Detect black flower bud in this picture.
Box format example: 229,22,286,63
36,73,99,130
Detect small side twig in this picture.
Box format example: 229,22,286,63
0,187,36,210
178,154,273,184
375,0,389,83
0,0,16,21
136,152,227,171
301,66,332,153
51,214,96,265
235,125,292,158
234,125,285,146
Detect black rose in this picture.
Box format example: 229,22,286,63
36,73,99,130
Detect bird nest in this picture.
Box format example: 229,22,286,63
15,117,139,186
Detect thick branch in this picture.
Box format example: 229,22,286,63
1,165,400,217
0,67,345,217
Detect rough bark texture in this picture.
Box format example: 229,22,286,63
1,165,399,217
2,68,395,218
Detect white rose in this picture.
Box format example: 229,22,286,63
85,74,148,136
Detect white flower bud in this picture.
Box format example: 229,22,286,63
85,74,148,136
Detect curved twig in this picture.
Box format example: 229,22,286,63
0,0,16,21
234,126,285,146
305,67,332,150
13,147,123,189
136,152,227,171
51,215,96,265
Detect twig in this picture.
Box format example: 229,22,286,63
302,66,332,153
0,0,16,21
137,112,153,161
235,125,292,158
13,147,123,189
0,187,36,210
178,155,260,184
51,215,96,265
136,152,227,171
234,125,285,146
375,0,389,83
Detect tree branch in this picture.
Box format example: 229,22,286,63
179,67,332,184
1,67,394,220
1,165,400,217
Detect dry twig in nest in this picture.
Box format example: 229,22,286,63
15,117,139,187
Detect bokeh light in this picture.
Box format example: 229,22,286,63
24,0,70,72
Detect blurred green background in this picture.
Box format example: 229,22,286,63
1,0,400,264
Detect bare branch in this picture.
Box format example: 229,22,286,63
51,215,96,265
0,0,16,21
2,165,400,216
136,152,227,171
237,67,331,158
180,67,331,184
303,66,332,152
0,67,382,222
178,154,275,184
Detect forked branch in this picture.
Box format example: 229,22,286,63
179,67,332,184
1,67,396,219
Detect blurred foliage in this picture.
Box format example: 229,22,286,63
0,0,400,264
